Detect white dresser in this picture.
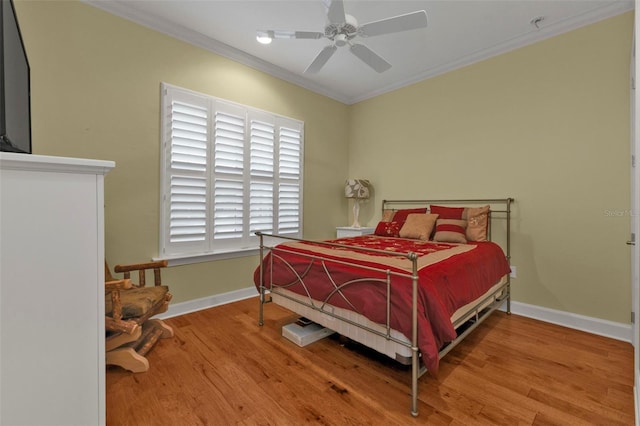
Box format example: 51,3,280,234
0,153,114,425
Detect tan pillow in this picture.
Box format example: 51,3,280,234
399,213,439,240
433,219,468,243
466,205,490,241
381,209,395,222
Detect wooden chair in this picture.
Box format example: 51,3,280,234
105,260,173,372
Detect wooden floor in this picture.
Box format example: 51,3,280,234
106,297,635,425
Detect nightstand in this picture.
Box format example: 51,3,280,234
336,226,375,238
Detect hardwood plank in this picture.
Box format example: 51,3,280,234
106,298,634,425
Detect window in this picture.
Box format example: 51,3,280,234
159,83,303,262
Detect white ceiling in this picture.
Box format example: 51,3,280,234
86,0,633,104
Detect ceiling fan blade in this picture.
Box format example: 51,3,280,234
304,45,338,74
259,30,324,40
350,43,391,73
273,30,323,40
293,31,324,40
325,0,346,25
360,10,428,37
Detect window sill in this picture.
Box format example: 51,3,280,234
154,247,261,267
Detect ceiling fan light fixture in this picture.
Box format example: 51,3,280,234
335,34,348,47
256,30,273,44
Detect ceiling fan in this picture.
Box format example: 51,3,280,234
256,0,428,74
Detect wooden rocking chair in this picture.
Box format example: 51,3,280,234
105,260,173,373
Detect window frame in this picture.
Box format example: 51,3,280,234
158,83,304,266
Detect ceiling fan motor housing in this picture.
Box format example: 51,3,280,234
324,14,358,43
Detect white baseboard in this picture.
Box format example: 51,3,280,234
159,287,633,344
157,286,259,319
502,301,632,343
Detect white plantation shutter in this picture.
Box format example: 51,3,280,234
213,178,244,240
278,183,300,234
213,103,246,246
161,87,210,254
169,176,207,242
279,125,302,179
250,181,274,234
249,119,274,178
170,103,207,172
213,110,244,175
278,121,302,235
249,113,275,235
160,83,303,259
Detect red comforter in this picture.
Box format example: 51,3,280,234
253,235,510,374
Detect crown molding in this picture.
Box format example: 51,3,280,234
83,0,632,106
349,0,634,104
83,0,351,104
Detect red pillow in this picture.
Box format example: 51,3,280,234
392,208,427,223
374,221,403,237
433,219,468,243
430,205,465,220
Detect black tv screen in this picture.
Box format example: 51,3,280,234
0,0,31,154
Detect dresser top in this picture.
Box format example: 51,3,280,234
0,152,115,175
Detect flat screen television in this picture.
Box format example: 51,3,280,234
0,0,31,154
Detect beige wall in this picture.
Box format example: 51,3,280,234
349,12,634,323
15,1,350,304
14,1,634,324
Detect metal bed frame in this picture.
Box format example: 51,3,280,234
256,198,513,416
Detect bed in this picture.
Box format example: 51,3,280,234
254,198,513,416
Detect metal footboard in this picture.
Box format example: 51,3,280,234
258,234,417,347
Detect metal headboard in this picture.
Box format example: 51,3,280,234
381,198,514,263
